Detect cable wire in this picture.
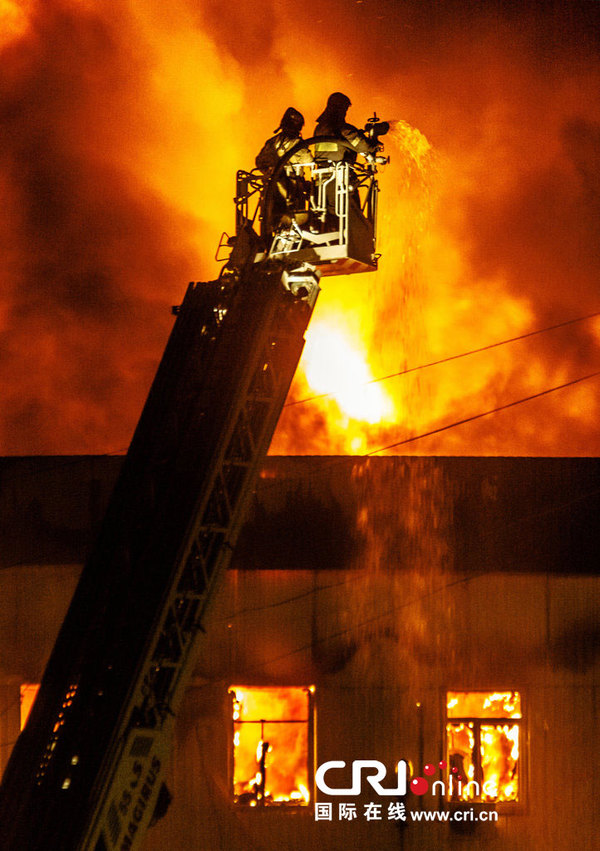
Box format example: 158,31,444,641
285,310,600,408
219,485,600,624
365,370,600,455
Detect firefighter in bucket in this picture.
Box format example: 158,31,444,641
234,97,391,278
313,92,389,232
255,107,312,228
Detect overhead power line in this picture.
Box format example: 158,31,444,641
4,316,599,482
366,370,600,455
285,309,600,408
214,482,600,674
207,572,494,680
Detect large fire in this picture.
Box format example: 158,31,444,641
230,686,312,807
446,691,521,804
295,317,396,454
0,1,599,455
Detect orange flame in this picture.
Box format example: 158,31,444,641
0,0,31,46
446,691,520,803
230,686,311,806
1,3,599,455
303,320,393,424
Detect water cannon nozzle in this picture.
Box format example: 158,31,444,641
364,113,390,140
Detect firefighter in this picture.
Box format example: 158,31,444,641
313,92,379,164
256,107,312,229
312,92,380,232
255,107,311,173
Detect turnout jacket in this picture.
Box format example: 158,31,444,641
313,120,376,163
255,133,312,173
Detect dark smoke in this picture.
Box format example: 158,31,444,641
0,1,203,453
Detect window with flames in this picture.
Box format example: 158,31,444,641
446,691,521,804
230,686,314,807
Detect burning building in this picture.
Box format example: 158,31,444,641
0,453,598,849
1,2,600,849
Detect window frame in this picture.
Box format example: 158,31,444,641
229,685,315,810
444,689,527,815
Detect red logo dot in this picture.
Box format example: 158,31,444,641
438,760,447,770
424,764,435,776
410,777,429,795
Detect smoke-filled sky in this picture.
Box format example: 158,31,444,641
1,0,599,455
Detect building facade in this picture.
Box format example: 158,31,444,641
0,455,598,849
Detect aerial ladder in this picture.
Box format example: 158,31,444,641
0,124,387,851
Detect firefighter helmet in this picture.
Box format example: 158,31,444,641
316,92,352,125
326,92,352,112
278,107,305,136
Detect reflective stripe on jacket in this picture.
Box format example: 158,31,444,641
314,121,375,162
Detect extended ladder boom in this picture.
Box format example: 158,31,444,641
0,264,317,850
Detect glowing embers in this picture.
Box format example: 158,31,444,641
230,686,313,807
446,691,521,804
20,683,40,730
